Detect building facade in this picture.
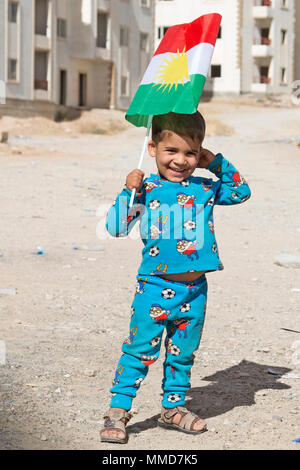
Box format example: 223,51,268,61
295,0,300,82
155,0,296,95
0,0,154,117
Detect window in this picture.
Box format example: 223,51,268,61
97,12,108,48
281,67,287,84
157,26,170,40
8,59,17,80
211,65,221,78
140,32,149,52
281,29,287,45
57,18,67,38
8,1,18,23
121,76,128,96
120,27,129,46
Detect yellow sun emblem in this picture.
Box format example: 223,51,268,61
154,46,189,93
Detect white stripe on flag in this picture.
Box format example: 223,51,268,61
187,42,214,76
140,42,214,85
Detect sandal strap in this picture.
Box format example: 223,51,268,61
103,407,132,428
162,405,201,431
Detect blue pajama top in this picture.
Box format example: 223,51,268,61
106,153,251,275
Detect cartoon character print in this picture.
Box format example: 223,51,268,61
176,239,199,261
173,318,191,339
201,180,213,192
144,178,164,193
186,281,197,292
135,277,147,294
150,263,168,275
208,216,214,234
140,355,158,366
120,197,143,226
150,214,168,239
149,304,170,322
176,192,196,209
123,326,138,345
228,170,248,188
210,163,221,174
112,365,124,385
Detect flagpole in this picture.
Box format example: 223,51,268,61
129,114,153,208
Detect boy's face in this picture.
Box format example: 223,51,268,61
148,131,201,182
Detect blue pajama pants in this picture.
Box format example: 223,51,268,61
110,273,208,410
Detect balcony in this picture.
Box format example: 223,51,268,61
251,75,271,93
252,38,273,57
34,80,49,101
253,0,274,18
34,80,48,91
35,34,51,50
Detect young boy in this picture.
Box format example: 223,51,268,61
100,112,251,444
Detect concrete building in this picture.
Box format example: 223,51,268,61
0,0,154,117
155,0,296,96
295,0,300,81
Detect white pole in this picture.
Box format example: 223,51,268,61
129,115,153,208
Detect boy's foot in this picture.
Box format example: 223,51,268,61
100,407,132,444
158,405,207,435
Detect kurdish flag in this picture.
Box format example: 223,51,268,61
125,13,222,128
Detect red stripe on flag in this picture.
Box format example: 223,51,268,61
154,13,222,56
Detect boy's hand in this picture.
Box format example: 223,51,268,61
126,169,145,191
197,147,216,168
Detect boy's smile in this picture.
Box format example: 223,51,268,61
148,131,201,182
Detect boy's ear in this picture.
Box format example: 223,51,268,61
148,140,157,158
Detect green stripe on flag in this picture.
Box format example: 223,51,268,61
125,74,206,127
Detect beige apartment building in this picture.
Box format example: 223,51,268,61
0,0,154,117
156,0,296,96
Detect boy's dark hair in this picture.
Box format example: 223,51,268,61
151,111,206,145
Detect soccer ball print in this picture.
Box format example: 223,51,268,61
170,344,181,356
167,393,181,404
161,288,176,299
134,377,143,388
148,200,161,210
150,335,161,348
180,302,191,313
149,246,160,257
183,220,196,231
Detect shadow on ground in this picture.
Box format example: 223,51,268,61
126,359,291,434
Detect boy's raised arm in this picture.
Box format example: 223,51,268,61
206,152,251,206
106,170,146,237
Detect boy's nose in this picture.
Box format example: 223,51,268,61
173,153,187,166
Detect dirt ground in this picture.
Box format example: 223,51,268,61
0,96,300,450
